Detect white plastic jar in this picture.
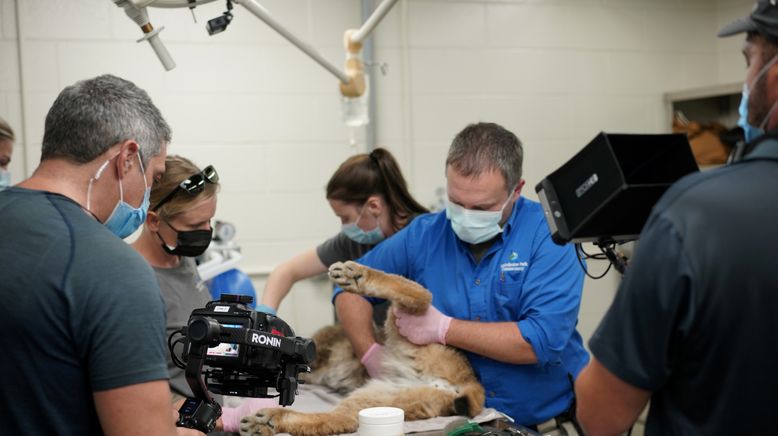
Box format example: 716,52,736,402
358,407,404,436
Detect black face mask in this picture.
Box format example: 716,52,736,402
157,221,213,257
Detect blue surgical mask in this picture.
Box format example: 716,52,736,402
87,152,150,239
0,169,10,191
739,85,763,143
342,204,385,245
739,53,778,143
445,190,514,245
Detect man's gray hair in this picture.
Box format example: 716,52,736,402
41,74,171,165
446,122,523,190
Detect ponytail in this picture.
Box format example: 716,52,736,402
326,147,428,232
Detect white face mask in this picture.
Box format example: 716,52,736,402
445,189,514,244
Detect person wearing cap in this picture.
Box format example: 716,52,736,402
575,1,778,434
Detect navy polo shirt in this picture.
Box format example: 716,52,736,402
334,197,589,425
590,139,778,435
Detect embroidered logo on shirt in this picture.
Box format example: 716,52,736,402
500,261,528,272
508,251,518,261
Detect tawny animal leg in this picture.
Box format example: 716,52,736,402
240,407,358,436
329,261,431,314
240,384,464,436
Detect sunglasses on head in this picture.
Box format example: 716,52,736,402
152,165,219,211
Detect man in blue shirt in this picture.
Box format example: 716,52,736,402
335,122,589,428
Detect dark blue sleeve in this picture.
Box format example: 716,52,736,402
332,222,415,304
588,212,693,391
516,222,586,367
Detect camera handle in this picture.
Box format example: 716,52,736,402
177,319,223,433
218,327,316,364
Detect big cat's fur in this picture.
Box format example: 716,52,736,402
240,261,485,436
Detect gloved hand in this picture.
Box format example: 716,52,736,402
255,303,277,316
361,342,385,379
394,305,453,345
220,398,279,432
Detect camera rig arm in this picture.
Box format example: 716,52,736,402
177,317,223,433
184,317,221,403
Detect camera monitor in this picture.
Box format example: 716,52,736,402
206,324,241,358
536,132,698,245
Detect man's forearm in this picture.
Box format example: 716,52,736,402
445,319,537,364
335,293,376,358
575,357,651,435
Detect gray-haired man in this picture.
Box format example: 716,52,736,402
0,75,200,435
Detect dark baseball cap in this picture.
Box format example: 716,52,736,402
718,0,778,40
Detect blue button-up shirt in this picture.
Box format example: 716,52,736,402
333,197,589,424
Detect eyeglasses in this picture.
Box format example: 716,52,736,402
152,165,219,211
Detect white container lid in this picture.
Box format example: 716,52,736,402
358,407,404,425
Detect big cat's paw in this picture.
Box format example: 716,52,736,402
328,261,369,294
239,408,283,436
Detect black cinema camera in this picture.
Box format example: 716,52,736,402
170,294,316,433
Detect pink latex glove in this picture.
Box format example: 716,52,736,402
394,305,453,345
361,342,385,379
220,398,279,432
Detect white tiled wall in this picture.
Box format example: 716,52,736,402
0,0,756,338
717,0,754,83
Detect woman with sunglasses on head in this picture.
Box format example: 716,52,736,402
132,155,272,432
259,148,428,378
132,155,218,397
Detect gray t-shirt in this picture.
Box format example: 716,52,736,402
316,231,373,268
153,256,213,398
0,188,168,435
